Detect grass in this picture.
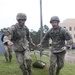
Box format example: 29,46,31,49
0,51,75,75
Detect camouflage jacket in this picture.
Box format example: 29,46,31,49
3,23,33,51
41,26,73,53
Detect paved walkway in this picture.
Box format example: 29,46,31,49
65,51,75,64
34,50,75,64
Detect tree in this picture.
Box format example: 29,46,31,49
43,25,49,33
41,25,49,48
30,25,50,48
30,29,40,45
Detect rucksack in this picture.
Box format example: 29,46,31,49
33,60,46,69
1,33,5,42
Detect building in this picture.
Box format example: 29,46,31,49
60,19,75,42
0,32,4,54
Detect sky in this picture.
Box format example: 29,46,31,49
0,0,75,31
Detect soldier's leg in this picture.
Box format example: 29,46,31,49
8,46,12,62
24,50,33,75
4,45,9,62
49,53,57,75
9,51,12,62
15,51,27,75
56,51,66,75
26,59,32,75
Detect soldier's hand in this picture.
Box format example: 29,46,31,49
33,43,36,47
61,46,67,51
37,43,42,48
7,41,13,46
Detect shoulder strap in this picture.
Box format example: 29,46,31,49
11,25,21,41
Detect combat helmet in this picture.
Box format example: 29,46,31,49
16,13,27,21
50,16,60,23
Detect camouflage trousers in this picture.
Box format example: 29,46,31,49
4,45,12,62
49,51,66,75
15,50,33,75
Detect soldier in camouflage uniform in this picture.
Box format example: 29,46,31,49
37,16,73,75
4,42,12,62
3,29,12,62
3,13,36,75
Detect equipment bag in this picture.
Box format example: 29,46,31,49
33,60,46,69
1,33,5,42
32,49,46,69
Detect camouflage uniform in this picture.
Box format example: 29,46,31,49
3,13,35,75
3,30,12,62
40,16,73,75
4,44,12,62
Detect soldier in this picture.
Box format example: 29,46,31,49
2,29,12,62
4,43,12,62
3,13,36,75
37,16,73,75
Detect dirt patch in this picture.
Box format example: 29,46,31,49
65,51,75,64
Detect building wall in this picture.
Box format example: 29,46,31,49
0,32,4,54
60,19,75,42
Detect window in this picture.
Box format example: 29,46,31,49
69,27,72,31
74,34,75,38
74,27,75,31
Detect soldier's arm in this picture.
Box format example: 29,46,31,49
64,29,73,48
3,33,11,43
37,31,50,48
28,36,36,47
26,28,35,47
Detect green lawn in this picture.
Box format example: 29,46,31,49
0,52,75,75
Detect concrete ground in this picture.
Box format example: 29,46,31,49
34,50,75,64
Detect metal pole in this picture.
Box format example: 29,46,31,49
40,0,43,41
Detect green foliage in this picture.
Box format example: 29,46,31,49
43,25,49,33
30,28,49,48
30,30,40,44
0,52,75,75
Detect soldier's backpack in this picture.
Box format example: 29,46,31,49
32,49,46,69
33,60,46,69
1,33,5,42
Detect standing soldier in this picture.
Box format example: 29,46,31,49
37,16,73,75
3,31,12,62
3,13,36,75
